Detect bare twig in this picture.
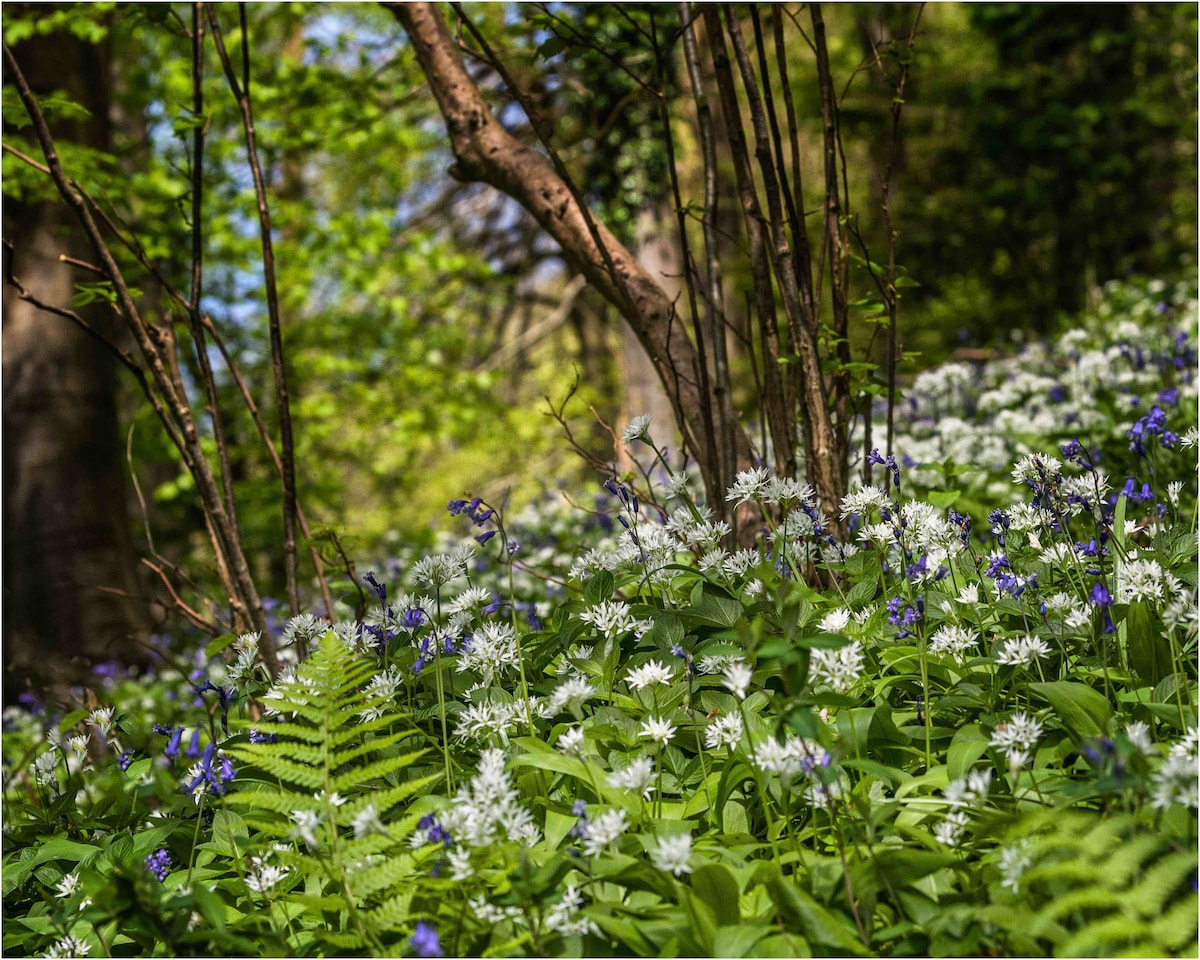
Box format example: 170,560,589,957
207,4,302,621
188,3,243,553
142,558,222,634
1,140,50,174
704,5,795,493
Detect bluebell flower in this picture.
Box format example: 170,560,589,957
248,728,277,744
1091,581,1116,633
185,729,203,759
193,681,237,737
948,509,972,547
118,751,134,771
402,607,425,630
447,498,468,515
475,530,496,545
1122,477,1154,504
568,803,590,840
145,848,172,882
985,555,1010,579
867,448,901,491
906,554,928,581
185,742,236,798
164,726,184,761
1076,539,1106,559
1127,405,1169,456
363,571,387,602
887,596,921,637
409,920,444,958
1059,439,1094,471
1047,384,1067,404
996,571,1034,599
417,814,452,847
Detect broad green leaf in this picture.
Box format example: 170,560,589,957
712,923,770,958
947,723,990,779
1028,681,1113,742
692,862,740,927
1125,601,1172,685
754,862,866,955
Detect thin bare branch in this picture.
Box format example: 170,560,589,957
207,4,302,622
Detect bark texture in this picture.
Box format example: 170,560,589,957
3,19,150,693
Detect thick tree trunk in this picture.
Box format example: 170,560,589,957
3,18,150,694
386,1,756,513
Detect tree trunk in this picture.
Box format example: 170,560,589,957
3,15,150,695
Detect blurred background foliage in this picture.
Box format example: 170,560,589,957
3,1,1196,622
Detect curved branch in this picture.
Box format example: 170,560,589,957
384,1,754,505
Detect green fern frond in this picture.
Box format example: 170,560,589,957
224,746,325,791
991,810,1198,958
343,843,421,900
214,636,443,957
1124,849,1196,917
333,778,441,830
362,891,418,931
331,754,432,794
320,930,369,951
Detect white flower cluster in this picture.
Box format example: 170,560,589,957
540,676,596,718
578,600,639,639
244,855,290,895
928,623,979,663
358,666,405,722
994,634,1052,669
996,837,1036,893
752,733,829,783
650,832,693,877
989,711,1044,772
704,713,743,751
607,756,656,800
456,622,520,686
581,808,629,857
809,640,864,694
934,769,992,848
438,748,540,849
1150,728,1199,810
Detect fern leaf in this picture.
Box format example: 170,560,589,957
224,746,324,791
1057,913,1152,957
328,730,420,770
331,753,432,794
1125,849,1197,918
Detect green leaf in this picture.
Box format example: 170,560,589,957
692,862,740,927
926,490,962,509
1028,681,1113,742
712,923,770,957
947,723,990,779
537,35,568,58
754,862,865,955
205,633,236,658
1125,601,1171,685
584,570,614,605
679,590,744,629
